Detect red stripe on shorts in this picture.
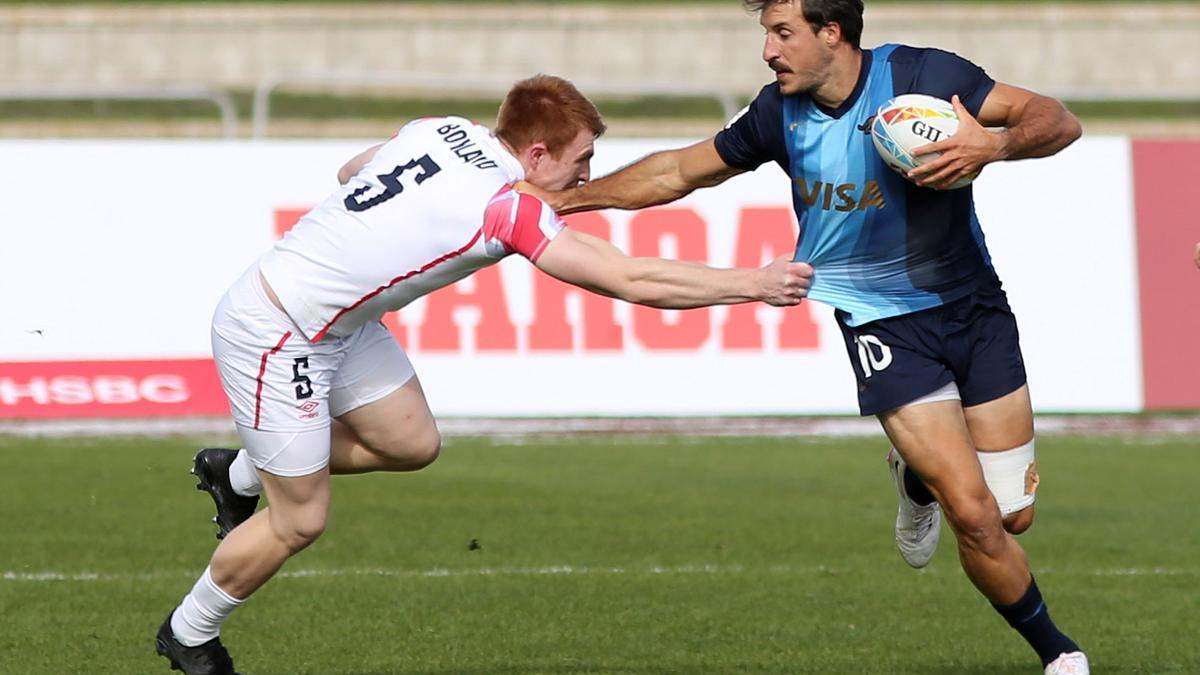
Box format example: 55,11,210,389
253,331,293,429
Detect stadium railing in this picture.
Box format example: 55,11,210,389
250,73,742,139
0,87,239,139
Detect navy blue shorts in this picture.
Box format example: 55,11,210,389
836,280,1027,416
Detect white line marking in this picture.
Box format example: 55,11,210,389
1090,567,1190,576
2,564,1191,584
4,414,1200,439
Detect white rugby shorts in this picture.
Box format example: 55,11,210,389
210,265,416,475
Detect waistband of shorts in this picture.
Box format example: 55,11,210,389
245,262,301,329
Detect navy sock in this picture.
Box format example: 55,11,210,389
902,466,936,506
992,578,1080,667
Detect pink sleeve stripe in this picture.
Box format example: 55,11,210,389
482,185,560,262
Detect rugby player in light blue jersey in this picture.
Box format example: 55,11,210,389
530,1,1086,672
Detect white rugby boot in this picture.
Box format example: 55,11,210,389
886,447,941,568
1044,651,1089,674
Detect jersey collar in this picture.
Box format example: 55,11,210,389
485,129,527,181
812,49,873,119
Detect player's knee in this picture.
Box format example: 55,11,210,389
1003,504,1036,535
271,508,328,552
947,497,1007,555
371,424,441,470
399,425,441,470
285,516,327,552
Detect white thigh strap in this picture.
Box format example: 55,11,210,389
977,439,1037,516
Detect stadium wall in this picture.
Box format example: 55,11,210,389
1,3,1197,100
0,136,1196,419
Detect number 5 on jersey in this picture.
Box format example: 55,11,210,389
344,154,442,212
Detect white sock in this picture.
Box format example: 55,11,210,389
229,449,263,497
170,566,245,647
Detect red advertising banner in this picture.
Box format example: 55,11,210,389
1132,140,1200,409
0,359,228,419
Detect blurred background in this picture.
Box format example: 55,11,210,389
2,1,1198,140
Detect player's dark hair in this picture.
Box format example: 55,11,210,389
744,0,865,49
495,74,607,158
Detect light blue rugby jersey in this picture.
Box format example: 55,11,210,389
715,44,1000,327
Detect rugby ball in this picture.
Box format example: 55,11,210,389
871,94,974,189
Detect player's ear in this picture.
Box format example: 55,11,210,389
526,142,550,169
822,22,841,47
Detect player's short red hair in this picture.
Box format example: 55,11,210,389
495,74,606,158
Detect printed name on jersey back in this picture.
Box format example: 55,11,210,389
483,186,563,262
435,120,500,170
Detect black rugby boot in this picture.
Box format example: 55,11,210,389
155,612,241,675
192,448,259,539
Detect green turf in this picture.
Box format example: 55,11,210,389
1,434,1197,674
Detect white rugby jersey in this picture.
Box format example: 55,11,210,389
258,116,565,341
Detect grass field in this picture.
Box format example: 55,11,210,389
1,92,1195,130
1,433,1197,674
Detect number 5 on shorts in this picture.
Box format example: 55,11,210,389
291,357,314,400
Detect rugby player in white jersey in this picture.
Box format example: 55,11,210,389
154,74,813,675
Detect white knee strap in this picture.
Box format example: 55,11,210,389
977,439,1037,516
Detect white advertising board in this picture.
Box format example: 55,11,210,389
0,137,1140,416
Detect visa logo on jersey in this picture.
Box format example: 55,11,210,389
794,178,886,212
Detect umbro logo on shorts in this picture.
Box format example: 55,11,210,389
298,400,320,420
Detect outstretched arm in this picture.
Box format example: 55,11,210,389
523,137,744,215
909,84,1082,190
532,227,811,309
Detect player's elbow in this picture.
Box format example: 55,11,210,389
1052,99,1083,148
615,283,661,308
337,166,355,185
1062,110,1083,146
610,275,678,309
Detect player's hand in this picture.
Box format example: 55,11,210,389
513,180,560,209
908,95,1003,190
1194,241,1200,270
757,256,813,306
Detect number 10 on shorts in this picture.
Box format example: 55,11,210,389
855,335,893,378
